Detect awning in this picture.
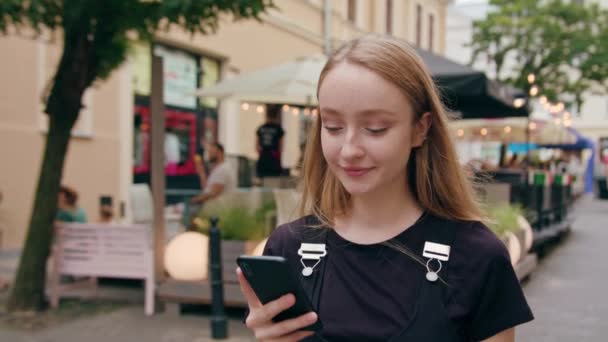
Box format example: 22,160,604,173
196,49,529,119
415,48,529,119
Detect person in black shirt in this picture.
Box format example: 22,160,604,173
237,35,533,342
256,104,285,178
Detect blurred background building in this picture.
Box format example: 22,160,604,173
0,0,453,249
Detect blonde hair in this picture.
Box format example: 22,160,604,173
299,34,483,225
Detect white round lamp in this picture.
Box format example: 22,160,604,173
164,232,209,281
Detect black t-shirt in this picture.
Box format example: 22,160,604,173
263,213,534,341
256,123,284,152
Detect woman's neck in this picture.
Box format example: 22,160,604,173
334,179,424,244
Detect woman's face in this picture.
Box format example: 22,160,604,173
318,61,428,196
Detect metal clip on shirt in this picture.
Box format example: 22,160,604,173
423,241,451,282
298,243,327,277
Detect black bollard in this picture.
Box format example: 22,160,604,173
209,216,228,339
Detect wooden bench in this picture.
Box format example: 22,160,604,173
48,223,155,315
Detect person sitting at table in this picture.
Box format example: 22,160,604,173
56,185,87,223
191,142,236,205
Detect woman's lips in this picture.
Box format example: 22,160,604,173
342,166,375,177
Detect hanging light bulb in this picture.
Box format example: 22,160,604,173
282,104,290,112
241,102,250,111
527,73,536,84
312,108,318,116
480,128,488,136
513,98,525,108
457,129,464,137
304,108,311,116
292,108,299,116
256,105,265,114
504,126,512,133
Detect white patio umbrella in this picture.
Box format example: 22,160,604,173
195,55,327,106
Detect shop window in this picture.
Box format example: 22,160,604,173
133,105,198,176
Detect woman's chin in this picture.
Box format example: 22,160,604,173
340,181,376,195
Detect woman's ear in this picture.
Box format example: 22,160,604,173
412,112,432,148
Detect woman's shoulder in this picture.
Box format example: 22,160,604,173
264,215,323,255
426,215,510,263
456,219,510,262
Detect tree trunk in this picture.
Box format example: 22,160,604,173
6,115,75,311
7,30,92,311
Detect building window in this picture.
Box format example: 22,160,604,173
429,14,434,52
386,0,393,35
348,0,357,23
416,4,422,47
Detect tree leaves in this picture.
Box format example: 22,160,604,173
0,0,274,82
469,0,608,110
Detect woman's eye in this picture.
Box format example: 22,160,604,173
323,126,343,133
365,127,388,134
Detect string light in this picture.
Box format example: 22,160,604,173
480,128,488,136
312,109,318,116
304,108,311,116
457,129,464,137
529,122,537,131
529,85,539,96
292,108,299,116
241,103,250,111
513,98,525,108
282,104,290,111
527,73,536,84
256,105,264,113
504,126,512,133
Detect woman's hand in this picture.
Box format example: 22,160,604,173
237,268,318,341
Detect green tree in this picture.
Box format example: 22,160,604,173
0,0,273,312
469,0,608,110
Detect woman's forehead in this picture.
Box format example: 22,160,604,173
318,62,412,117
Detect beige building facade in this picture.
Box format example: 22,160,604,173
0,0,452,249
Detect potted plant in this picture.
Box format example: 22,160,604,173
194,194,276,256
485,204,527,265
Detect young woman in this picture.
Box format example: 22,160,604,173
237,35,533,342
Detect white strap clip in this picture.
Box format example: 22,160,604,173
423,241,451,262
298,243,327,260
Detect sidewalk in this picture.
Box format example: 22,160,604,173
1,305,254,342
518,195,608,341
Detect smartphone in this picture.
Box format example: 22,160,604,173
236,255,322,331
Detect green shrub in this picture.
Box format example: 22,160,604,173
195,200,275,241
484,204,522,237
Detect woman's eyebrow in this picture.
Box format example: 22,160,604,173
320,107,397,117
